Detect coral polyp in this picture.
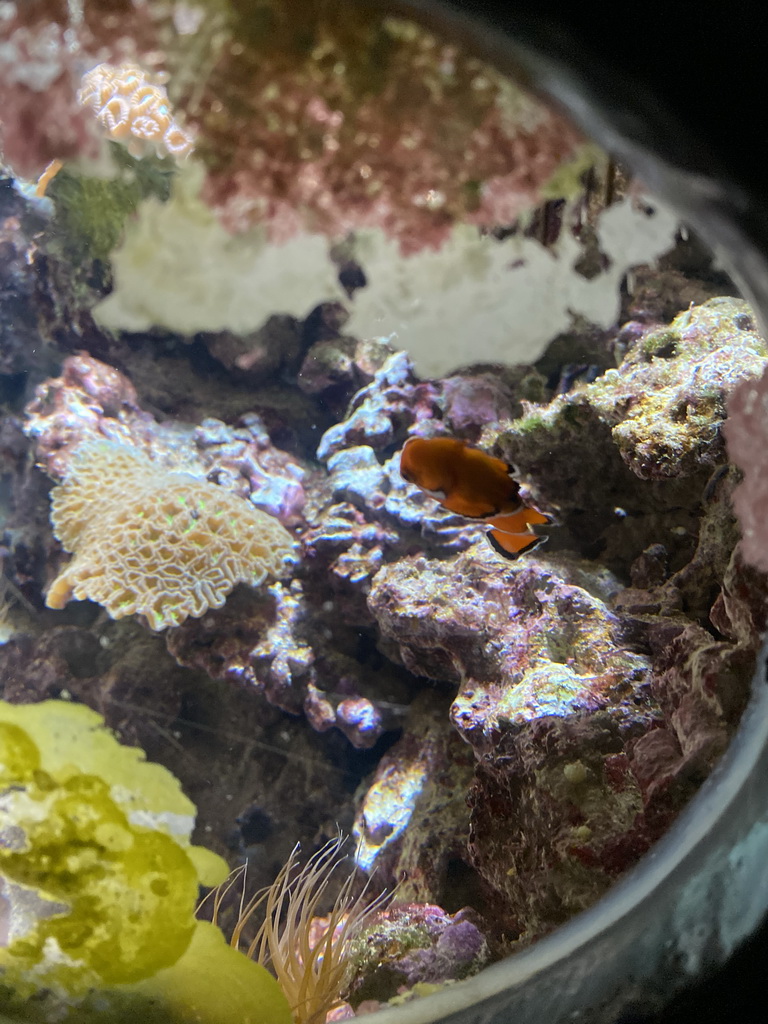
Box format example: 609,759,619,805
209,837,389,1024
78,62,195,160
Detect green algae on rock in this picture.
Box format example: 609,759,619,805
44,149,174,266
489,297,768,573
512,297,767,484
593,298,767,478
0,700,222,994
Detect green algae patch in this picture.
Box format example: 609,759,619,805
46,147,174,264
498,297,768,513
0,700,292,1022
539,143,605,202
0,700,228,999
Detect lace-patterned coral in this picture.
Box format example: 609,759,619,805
47,440,296,630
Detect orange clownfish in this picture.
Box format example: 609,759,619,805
400,436,552,559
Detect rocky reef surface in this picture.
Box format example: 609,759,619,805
1,1,766,1015
3,206,764,987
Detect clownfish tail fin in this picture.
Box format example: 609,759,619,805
523,507,553,527
488,529,548,560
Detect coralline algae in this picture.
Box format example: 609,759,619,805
25,353,307,524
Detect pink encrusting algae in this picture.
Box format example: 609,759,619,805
192,10,584,253
724,363,768,572
1,1,582,252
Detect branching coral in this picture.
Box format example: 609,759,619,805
46,439,296,630
77,61,194,160
210,838,388,1024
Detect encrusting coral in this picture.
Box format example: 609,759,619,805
0,698,292,1023
46,439,296,630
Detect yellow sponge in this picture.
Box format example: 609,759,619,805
47,440,296,630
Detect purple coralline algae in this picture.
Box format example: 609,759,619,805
2,4,767,998
131,349,539,755
353,693,475,899
316,349,441,462
367,549,660,938
6,255,766,970
346,902,489,1007
166,570,413,749
24,353,306,524
585,298,767,479
336,295,767,946
306,349,538,592
501,298,765,494
488,298,767,571
365,526,764,942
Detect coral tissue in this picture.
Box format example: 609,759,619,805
77,61,194,160
46,440,296,630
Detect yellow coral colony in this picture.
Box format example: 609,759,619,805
0,699,293,1024
46,440,296,630
0,698,225,994
77,61,195,159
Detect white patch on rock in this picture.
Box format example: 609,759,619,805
346,196,680,378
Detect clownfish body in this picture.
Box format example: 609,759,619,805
400,436,551,558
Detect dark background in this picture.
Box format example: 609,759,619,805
457,0,761,206
654,913,768,1024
